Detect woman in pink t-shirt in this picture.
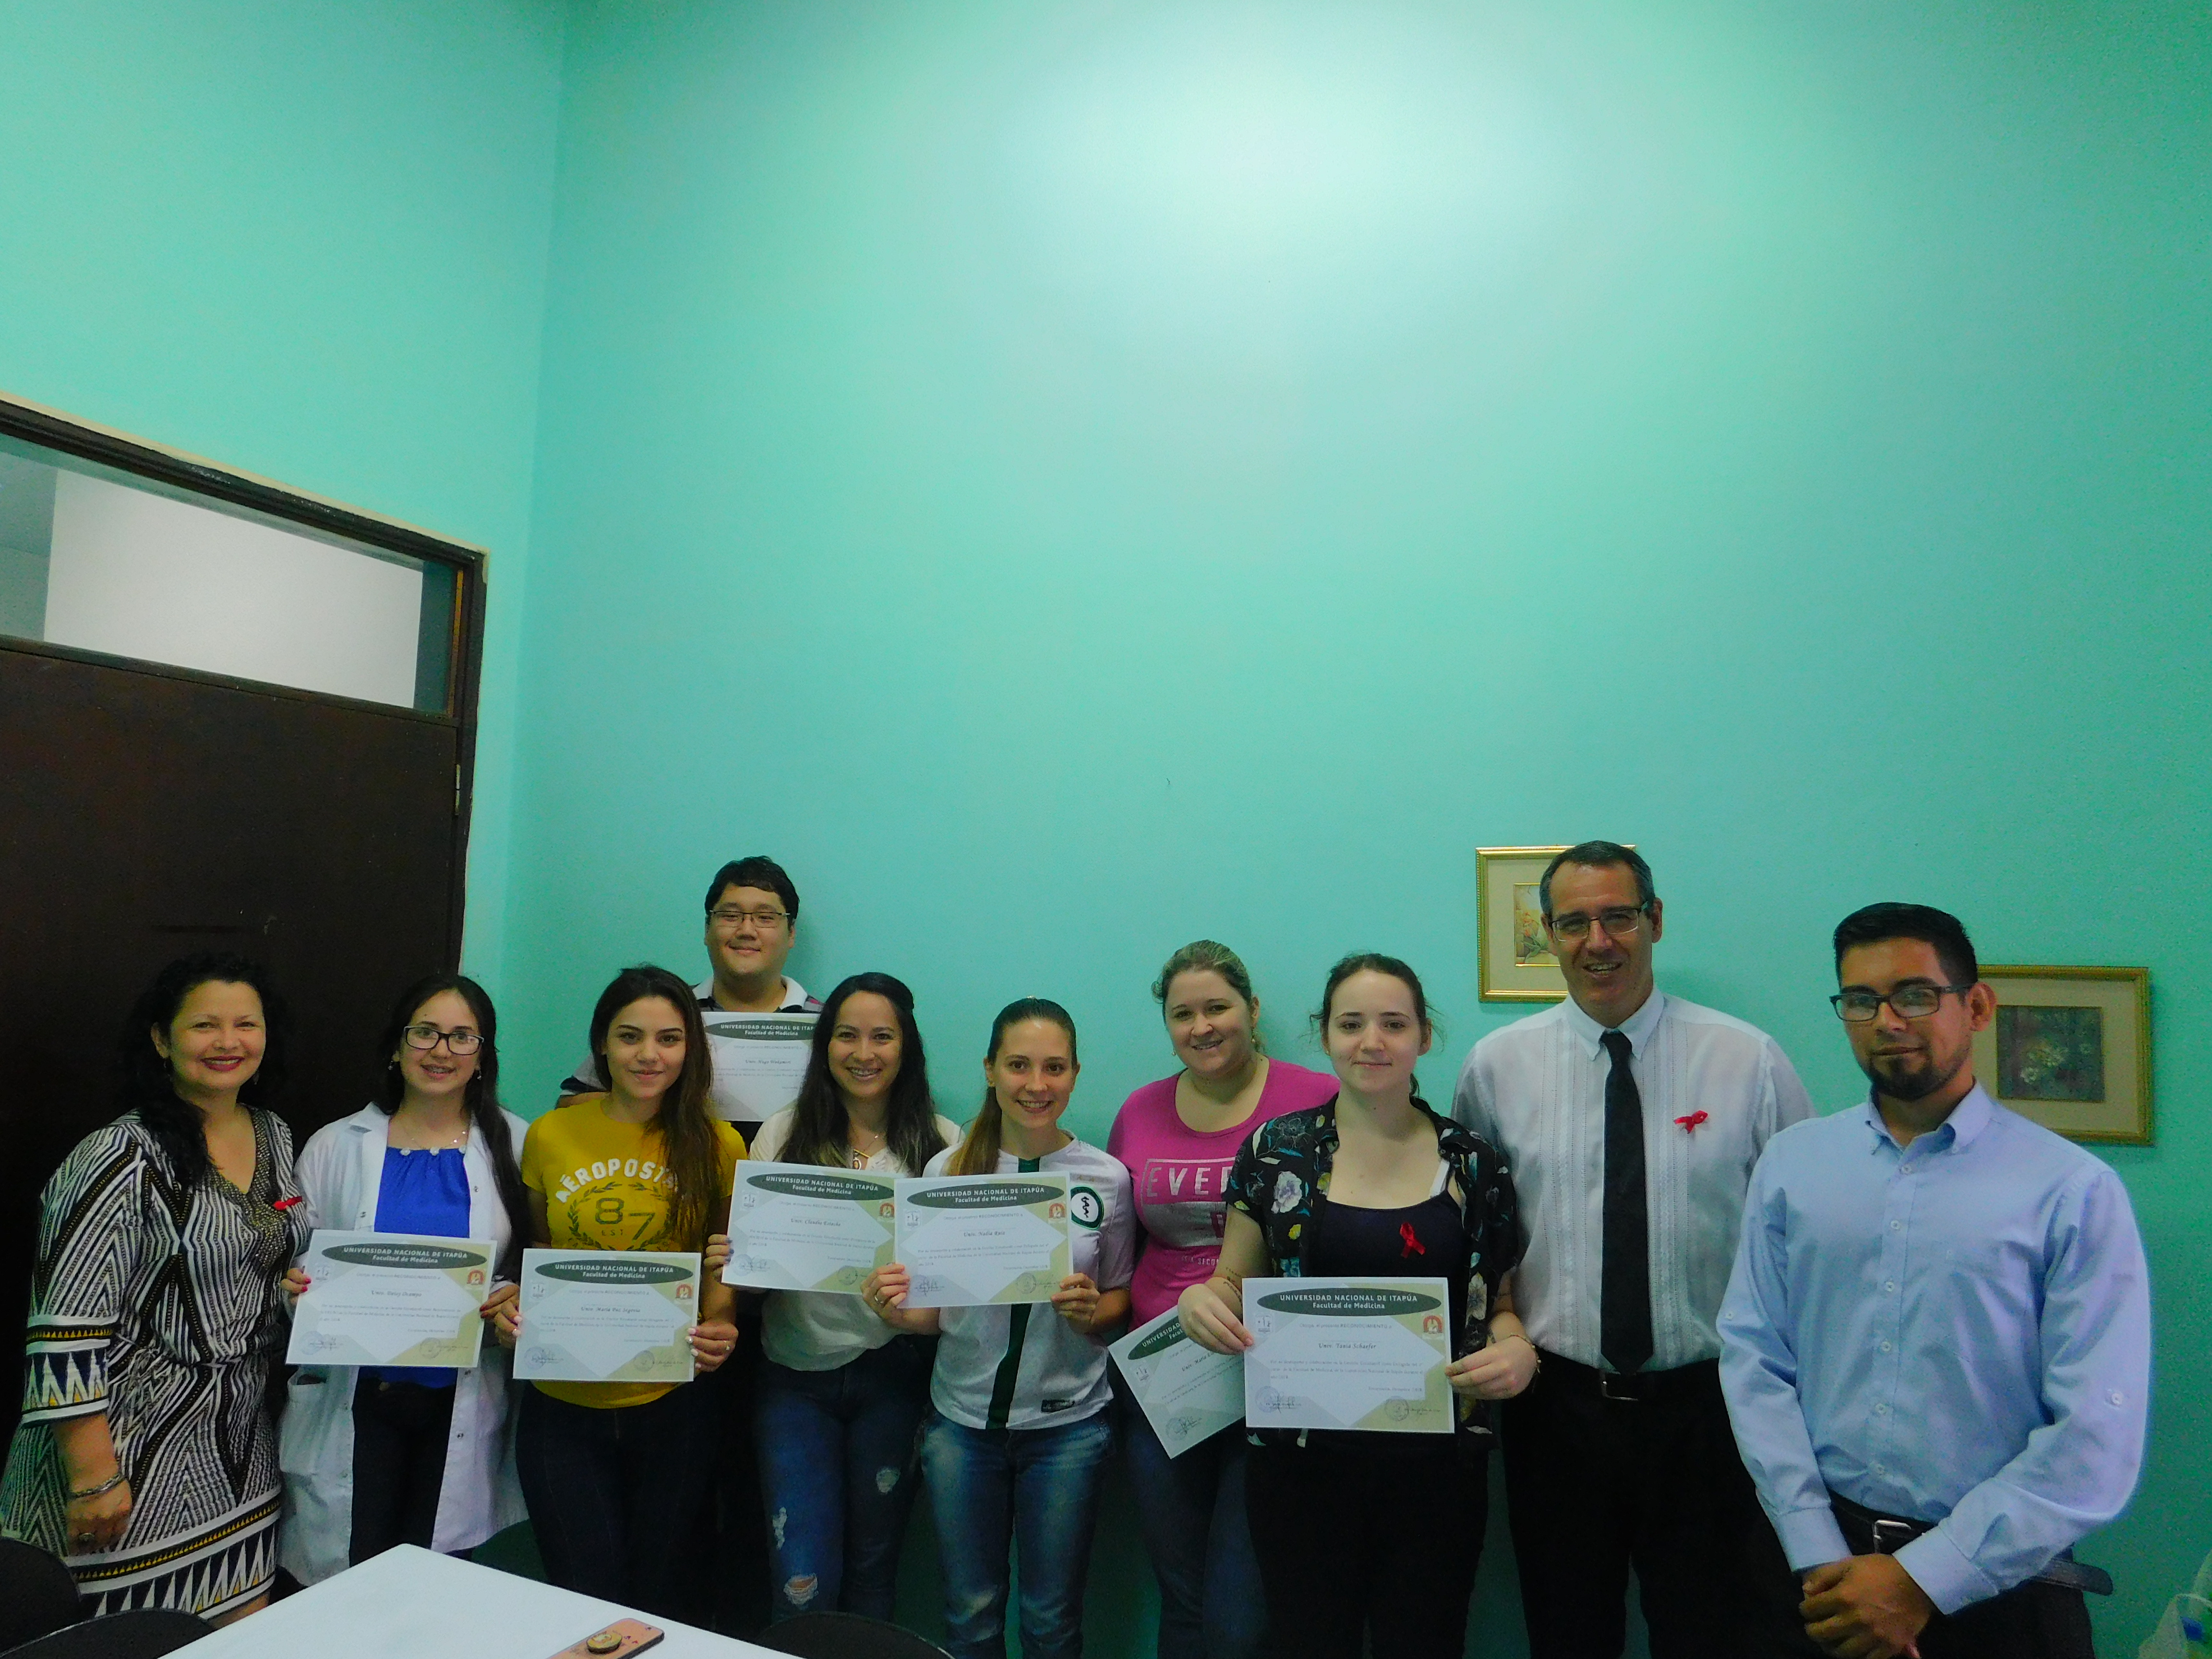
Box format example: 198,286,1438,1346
1106,941,1336,1659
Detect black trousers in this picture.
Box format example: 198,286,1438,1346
516,1380,717,1621
349,1374,457,1565
1500,1355,1763,1659
1743,1499,2095,1659
1245,1437,1490,1659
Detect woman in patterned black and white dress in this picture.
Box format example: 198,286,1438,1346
0,953,309,1623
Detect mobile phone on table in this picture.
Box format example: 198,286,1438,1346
546,1619,664,1659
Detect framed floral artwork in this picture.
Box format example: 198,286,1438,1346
1478,846,1637,1002
1972,966,2152,1144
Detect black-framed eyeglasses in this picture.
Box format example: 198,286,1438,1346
709,906,791,931
1830,985,1973,1023
1547,904,1649,942
402,1023,484,1054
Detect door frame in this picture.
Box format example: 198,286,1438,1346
0,390,489,967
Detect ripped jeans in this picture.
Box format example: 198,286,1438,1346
753,1336,934,1622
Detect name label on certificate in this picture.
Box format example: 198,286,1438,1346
1109,1306,1244,1458
514,1249,701,1383
1243,1276,1453,1434
286,1230,493,1368
724,1162,898,1293
893,1173,1071,1308
701,1011,817,1125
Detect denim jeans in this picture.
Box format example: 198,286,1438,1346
1117,1385,1265,1659
754,1336,934,1622
919,1408,1116,1659
515,1381,716,1621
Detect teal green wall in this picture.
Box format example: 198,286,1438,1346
4,0,2206,1651
511,3,2209,1651
0,0,565,982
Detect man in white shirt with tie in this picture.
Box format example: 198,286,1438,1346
1454,842,1815,1659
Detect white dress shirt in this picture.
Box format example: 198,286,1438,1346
1453,990,1814,1370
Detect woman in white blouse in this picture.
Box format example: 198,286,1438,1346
743,973,957,1622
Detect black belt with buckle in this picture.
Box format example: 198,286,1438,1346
1539,1351,1719,1404
1830,1492,2113,1597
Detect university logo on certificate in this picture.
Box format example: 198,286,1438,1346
1109,1305,1245,1458
723,1162,898,1293
701,1010,817,1123
893,1173,1072,1308
287,1229,493,1369
514,1249,701,1384
1243,1276,1454,1434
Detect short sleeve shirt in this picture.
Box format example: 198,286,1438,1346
926,1137,1136,1432
520,1096,745,1407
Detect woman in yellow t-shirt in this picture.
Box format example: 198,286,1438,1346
494,963,744,1617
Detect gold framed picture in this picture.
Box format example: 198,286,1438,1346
1971,966,2152,1145
1477,846,1573,1002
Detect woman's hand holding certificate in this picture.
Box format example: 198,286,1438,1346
721,1162,898,1294
512,1249,704,1384
1240,1276,1455,1434
892,1173,1072,1308
285,1229,495,1369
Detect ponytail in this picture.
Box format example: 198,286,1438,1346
950,997,1078,1177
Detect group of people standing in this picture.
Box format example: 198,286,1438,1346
1,844,2152,1659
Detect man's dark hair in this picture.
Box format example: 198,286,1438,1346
703,855,799,922
1832,902,1979,989
1539,841,1656,917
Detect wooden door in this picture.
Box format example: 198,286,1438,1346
0,395,484,1463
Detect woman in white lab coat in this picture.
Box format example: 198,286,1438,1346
278,974,530,1581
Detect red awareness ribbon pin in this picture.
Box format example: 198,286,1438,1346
1674,1111,1710,1133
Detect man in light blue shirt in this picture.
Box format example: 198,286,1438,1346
1719,903,2149,1659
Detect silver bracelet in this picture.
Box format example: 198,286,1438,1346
69,1469,125,1501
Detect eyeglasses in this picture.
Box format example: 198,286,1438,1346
1547,905,1649,941
402,1024,483,1054
1830,985,1972,1023
710,907,791,931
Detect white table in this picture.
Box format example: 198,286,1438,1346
177,1545,784,1659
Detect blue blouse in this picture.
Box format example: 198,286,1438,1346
369,1146,471,1387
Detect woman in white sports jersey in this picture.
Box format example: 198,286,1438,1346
866,998,1134,1659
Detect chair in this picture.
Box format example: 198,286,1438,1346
0,1610,208,1659
0,1539,84,1651
749,1611,954,1659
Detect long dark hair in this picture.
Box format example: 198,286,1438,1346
780,974,947,1176
121,952,291,1190
1313,952,1436,1107
587,965,721,1250
951,998,1078,1176
374,973,531,1281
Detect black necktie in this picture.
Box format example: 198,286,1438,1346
1600,1029,1653,1376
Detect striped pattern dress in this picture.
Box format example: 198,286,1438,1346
1,1108,307,1616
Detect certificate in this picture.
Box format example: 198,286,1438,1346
700,1010,817,1124
893,1173,1071,1308
723,1162,898,1293
1109,1306,1245,1458
1242,1277,1453,1434
513,1249,701,1384
286,1230,492,1368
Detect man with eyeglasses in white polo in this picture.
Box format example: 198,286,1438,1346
1719,903,2148,1659
557,854,822,1147
1453,841,1815,1659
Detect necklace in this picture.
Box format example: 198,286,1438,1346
847,1122,887,1168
